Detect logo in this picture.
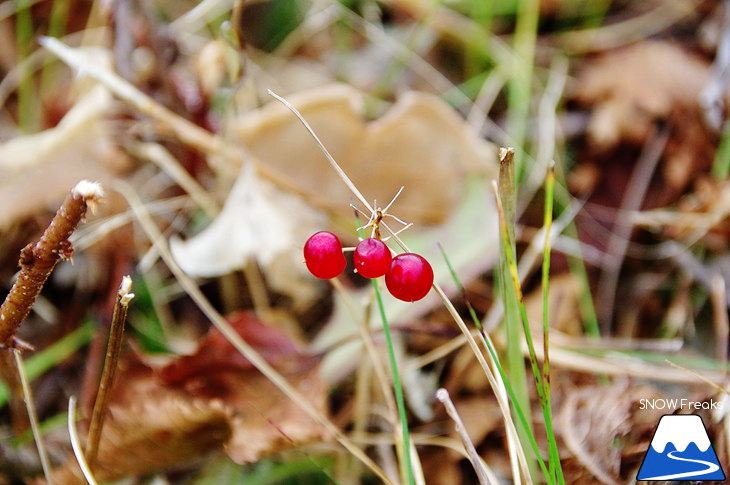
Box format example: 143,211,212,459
637,414,725,481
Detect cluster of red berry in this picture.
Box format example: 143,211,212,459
303,231,433,302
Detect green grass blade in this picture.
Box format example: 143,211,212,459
372,278,415,485
0,321,95,407
540,163,565,484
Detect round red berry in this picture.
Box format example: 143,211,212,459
385,253,434,302
303,231,346,279
353,238,392,278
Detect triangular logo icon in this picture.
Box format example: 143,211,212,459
637,414,725,481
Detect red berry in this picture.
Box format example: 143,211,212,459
304,231,346,279
353,238,392,278
385,253,434,302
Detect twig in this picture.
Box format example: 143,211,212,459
68,396,99,485
86,276,135,467
0,180,104,347
436,388,492,485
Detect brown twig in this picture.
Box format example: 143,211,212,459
0,180,104,348
86,275,134,468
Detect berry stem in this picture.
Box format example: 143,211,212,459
372,278,416,485
268,90,373,214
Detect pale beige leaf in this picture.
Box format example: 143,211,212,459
235,84,496,225
170,164,324,277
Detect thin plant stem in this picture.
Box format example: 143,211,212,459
270,92,529,484
436,388,491,485
15,349,53,484
68,396,99,485
540,163,564,484
372,278,415,485
267,89,373,213
86,276,135,467
541,163,554,393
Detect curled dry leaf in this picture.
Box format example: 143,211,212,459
234,84,496,225
41,312,327,484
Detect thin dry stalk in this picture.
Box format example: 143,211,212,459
436,388,492,485
0,180,103,347
14,349,54,484
596,128,669,332
68,396,99,485
86,276,135,467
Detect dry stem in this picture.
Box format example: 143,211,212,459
86,275,134,468
0,180,104,347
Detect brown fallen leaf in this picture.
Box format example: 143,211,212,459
40,312,328,484
571,41,720,204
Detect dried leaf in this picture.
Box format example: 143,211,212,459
170,164,324,277
557,381,664,485
574,41,712,148
235,84,496,225
43,312,328,483
0,85,132,230
572,41,719,199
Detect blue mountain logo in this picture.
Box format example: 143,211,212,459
637,414,725,481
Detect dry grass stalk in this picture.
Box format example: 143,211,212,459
86,276,135,468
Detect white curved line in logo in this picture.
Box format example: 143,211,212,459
640,450,720,480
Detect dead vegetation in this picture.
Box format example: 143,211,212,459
0,0,729,484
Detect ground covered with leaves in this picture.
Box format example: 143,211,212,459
0,1,729,484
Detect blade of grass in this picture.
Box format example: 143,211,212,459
0,321,95,407
712,118,730,180
68,396,99,485
507,0,539,180
540,162,564,484
15,0,36,132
